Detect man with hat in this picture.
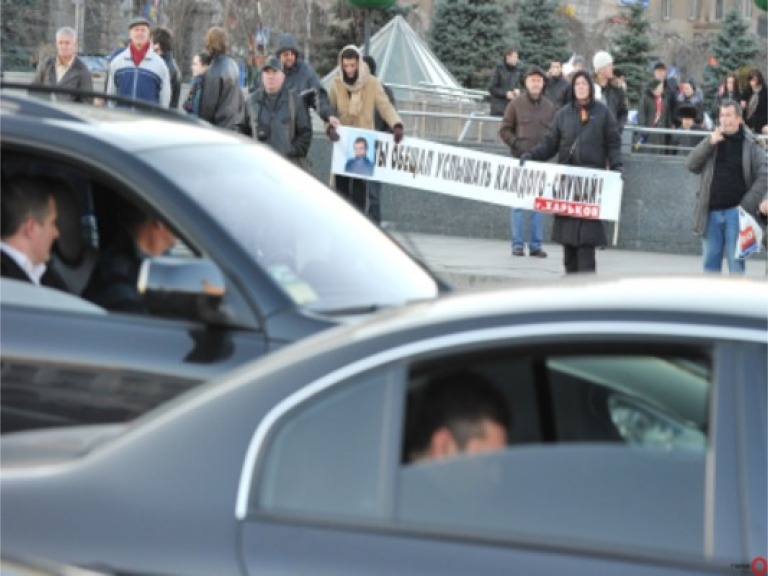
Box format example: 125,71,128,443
254,32,332,123
244,56,312,169
592,50,628,133
106,16,170,107
670,104,705,154
499,65,556,258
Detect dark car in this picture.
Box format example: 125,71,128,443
0,93,440,432
2,277,765,575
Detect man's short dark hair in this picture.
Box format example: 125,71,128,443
720,99,743,117
504,47,518,57
404,370,510,462
354,136,368,150
340,48,359,61
151,27,174,54
0,176,55,239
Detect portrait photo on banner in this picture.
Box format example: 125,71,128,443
344,131,376,177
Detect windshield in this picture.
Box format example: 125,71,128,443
141,143,439,312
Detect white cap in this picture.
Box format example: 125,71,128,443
593,51,613,72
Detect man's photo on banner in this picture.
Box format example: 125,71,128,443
344,132,375,177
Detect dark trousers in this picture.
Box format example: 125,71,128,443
367,180,381,224
335,174,368,213
563,245,597,274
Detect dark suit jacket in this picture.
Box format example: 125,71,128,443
32,55,94,103
1,250,67,291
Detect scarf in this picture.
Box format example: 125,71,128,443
747,86,761,120
653,96,662,127
130,42,150,67
338,60,370,119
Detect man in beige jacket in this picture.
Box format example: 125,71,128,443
327,45,403,213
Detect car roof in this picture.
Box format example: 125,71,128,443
1,93,240,153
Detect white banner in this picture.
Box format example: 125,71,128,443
330,127,623,221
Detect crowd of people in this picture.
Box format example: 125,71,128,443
24,20,768,278
490,46,767,276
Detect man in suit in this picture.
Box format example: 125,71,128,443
1,176,65,289
32,26,93,103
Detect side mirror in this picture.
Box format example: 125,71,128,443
137,257,228,324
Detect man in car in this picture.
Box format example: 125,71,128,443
32,26,93,103
106,16,170,107
1,176,66,290
83,203,176,313
404,371,510,464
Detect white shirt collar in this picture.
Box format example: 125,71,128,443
1,242,47,285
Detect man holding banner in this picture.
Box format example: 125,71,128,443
521,70,622,274
499,65,556,258
326,45,403,213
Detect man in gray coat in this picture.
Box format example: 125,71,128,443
244,56,312,169
32,26,93,103
686,100,767,274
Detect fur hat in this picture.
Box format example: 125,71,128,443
592,51,613,72
677,104,698,120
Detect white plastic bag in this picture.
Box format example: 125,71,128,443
735,206,763,260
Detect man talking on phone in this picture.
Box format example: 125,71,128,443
686,100,767,274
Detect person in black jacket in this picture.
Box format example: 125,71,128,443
151,27,182,109
544,58,569,110
0,176,66,290
199,26,245,131
488,48,523,117
741,68,767,135
592,51,628,133
521,70,623,275
243,56,312,169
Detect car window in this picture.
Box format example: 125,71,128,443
257,368,397,519
253,345,710,559
139,145,439,312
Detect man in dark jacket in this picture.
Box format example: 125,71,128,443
32,26,93,103
686,100,767,274
151,26,182,109
499,65,556,258
1,176,66,290
199,26,245,131
488,48,523,117
254,33,332,123
544,58,569,110
522,70,623,275
244,56,312,169
592,51,628,134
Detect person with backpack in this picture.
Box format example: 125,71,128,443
243,56,313,169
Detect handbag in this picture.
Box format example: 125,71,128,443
735,206,763,260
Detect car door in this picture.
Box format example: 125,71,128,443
238,323,765,575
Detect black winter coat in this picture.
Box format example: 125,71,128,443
489,63,523,116
528,99,623,247
32,55,93,103
199,54,245,131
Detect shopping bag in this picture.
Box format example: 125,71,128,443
735,206,763,260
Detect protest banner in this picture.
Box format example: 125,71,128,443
330,127,624,221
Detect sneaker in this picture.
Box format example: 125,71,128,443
512,247,525,256
529,249,548,258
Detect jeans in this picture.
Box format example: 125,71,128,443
510,208,543,251
702,207,745,274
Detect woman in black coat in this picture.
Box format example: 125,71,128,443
522,70,623,274
741,68,767,135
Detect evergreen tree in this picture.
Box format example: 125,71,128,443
0,0,49,70
313,0,410,77
514,0,569,70
611,4,653,108
702,7,762,115
429,0,509,89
